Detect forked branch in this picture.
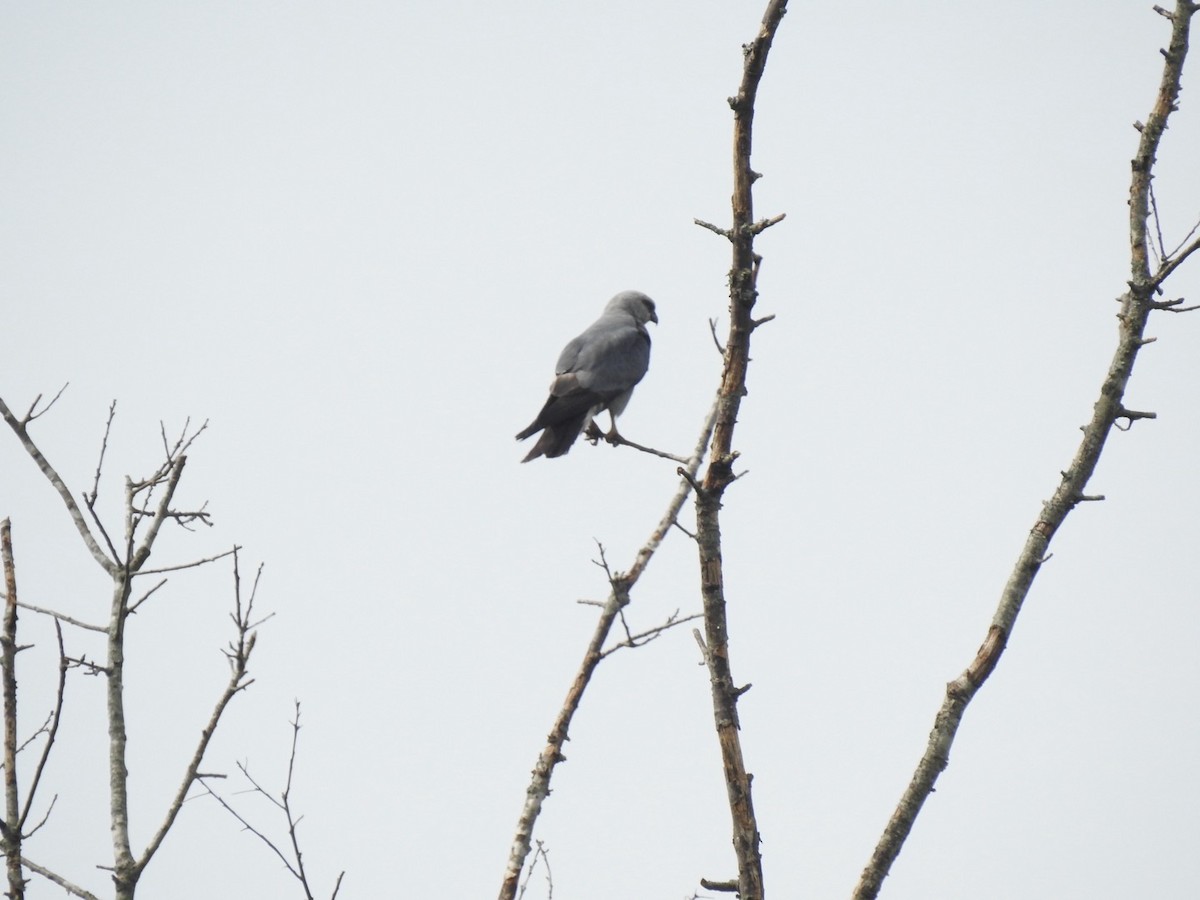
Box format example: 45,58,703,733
497,395,720,900
200,701,343,900
0,396,116,576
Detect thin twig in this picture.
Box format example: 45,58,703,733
197,779,302,882
516,841,553,900
201,700,342,900
1165,215,1200,258
22,385,68,425
135,546,239,577
1153,229,1200,285
19,622,67,832
126,579,168,616
14,603,104,634
600,610,703,658
87,401,118,506
584,423,689,463
708,318,727,355
1149,181,1167,261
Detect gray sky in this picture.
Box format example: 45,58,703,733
2,2,1199,898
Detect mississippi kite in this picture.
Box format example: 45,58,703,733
516,290,658,462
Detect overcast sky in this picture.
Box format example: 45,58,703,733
2,2,1199,898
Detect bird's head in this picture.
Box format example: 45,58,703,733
607,290,658,326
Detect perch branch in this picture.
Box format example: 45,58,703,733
497,391,720,900
583,422,690,463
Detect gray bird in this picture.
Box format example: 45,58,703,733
516,290,658,462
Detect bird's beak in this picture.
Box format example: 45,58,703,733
649,309,659,324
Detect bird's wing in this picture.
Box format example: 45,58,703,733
515,295,655,461
556,318,651,395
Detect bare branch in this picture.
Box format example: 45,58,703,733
126,579,168,616
19,622,68,832
21,385,68,425
747,212,786,234
1149,181,1168,261
197,777,304,880
690,4,789,898
583,422,689,463
853,4,1199,896
87,401,117,507
83,495,121,566
11,710,52,758
81,404,122,563
1151,295,1200,311
708,317,727,356
691,628,711,666
128,454,187,571
694,217,732,239
63,655,107,676
20,856,99,900
1153,229,1200,284
20,795,55,840
14,602,105,634
282,704,332,900
135,545,239,577
202,702,342,900
600,610,703,658
516,841,553,900
699,877,740,893
155,418,207,470
0,519,26,899
0,396,116,576
130,503,212,531
497,389,720,900
1165,214,1200,258
134,552,259,878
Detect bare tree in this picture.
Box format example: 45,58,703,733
0,393,270,899
498,3,789,898
502,1,1200,898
